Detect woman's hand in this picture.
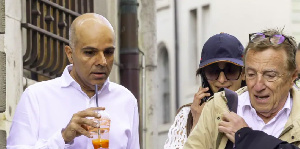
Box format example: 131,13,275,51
190,87,210,130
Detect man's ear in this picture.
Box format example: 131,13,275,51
291,69,298,87
65,45,73,64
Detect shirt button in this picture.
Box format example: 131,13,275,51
292,136,295,139
217,117,220,120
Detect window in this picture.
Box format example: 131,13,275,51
202,5,210,45
22,0,94,80
189,9,198,85
157,44,170,124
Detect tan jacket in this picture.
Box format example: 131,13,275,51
183,86,300,149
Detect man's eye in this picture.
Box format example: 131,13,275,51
264,73,276,79
104,49,114,55
248,74,254,77
246,72,255,77
84,51,95,55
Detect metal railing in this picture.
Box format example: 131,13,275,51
22,0,94,79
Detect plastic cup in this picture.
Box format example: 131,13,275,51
89,110,111,149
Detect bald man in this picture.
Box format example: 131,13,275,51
7,13,140,149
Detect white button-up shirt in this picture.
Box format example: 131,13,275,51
7,65,140,149
237,91,292,138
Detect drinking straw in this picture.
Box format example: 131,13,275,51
95,84,101,142
95,84,98,107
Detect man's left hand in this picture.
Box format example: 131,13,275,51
218,112,249,143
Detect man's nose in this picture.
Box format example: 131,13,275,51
253,74,266,91
217,72,228,83
96,52,107,66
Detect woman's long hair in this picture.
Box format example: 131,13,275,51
185,67,246,136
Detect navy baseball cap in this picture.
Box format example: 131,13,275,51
199,33,244,68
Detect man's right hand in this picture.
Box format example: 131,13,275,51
62,107,105,143
218,111,248,143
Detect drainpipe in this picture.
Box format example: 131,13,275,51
174,0,179,109
0,51,5,113
0,0,5,113
120,0,139,100
119,0,140,144
0,0,6,147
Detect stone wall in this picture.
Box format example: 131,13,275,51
0,0,23,137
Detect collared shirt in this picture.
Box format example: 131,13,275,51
237,91,292,138
7,65,140,149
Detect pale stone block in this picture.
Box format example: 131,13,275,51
291,23,300,42
5,0,22,21
4,16,23,121
106,0,120,84
156,0,170,11
292,11,300,22
0,0,5,33
94,0,120,83
292,1,300,11
0,34,3,52
94,0,107,18
0,117,11,138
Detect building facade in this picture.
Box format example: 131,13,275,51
1,0,300,148
0,0,159,148
156,0,300,148
0,0,122,147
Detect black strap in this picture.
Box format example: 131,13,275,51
221,88,239,149
224,88,238,113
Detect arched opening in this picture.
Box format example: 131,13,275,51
157,43,170,124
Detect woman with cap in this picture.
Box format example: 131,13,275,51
164,33,246,149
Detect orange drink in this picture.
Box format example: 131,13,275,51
92,139,109,149
88,110,111,149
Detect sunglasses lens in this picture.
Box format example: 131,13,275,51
224,63,241,80
271,34,285,44
251,33,265,42
203,63,220,80
203,63,241,80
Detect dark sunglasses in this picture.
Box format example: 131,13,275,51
249,33,292,45
203,63,242,80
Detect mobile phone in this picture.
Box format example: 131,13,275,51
200,80,210,105
200,96,208,105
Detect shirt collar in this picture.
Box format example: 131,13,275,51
241,91,292,117
61,64,111,92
